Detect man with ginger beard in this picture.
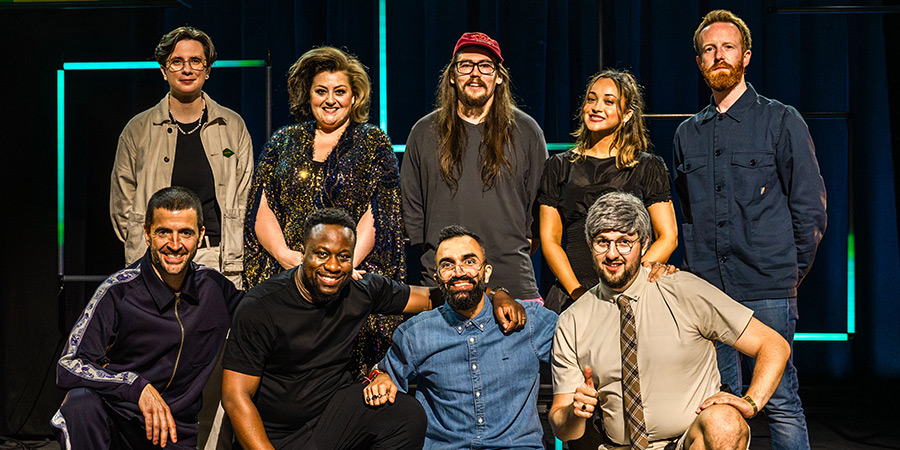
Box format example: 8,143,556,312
364,225,557,448
673,9,826,449
402,32,548,302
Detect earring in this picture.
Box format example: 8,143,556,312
205,74,209,80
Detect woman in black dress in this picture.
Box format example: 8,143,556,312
538,69,677,312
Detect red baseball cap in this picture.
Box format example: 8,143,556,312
453,32,503,63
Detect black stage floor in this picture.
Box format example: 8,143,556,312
2,380,897,449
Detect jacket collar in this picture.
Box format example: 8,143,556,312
149,92,227,127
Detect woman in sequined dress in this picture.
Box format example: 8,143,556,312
537,69,678,313
243,46,405,377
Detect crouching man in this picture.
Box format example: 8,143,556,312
550,192,790,449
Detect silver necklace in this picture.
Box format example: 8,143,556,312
170,99,206,135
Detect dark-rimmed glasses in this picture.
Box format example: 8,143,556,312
166,57,206,72
455,60,496,75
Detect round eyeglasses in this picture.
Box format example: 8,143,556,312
590,238,637,255
455,60,496,75
166,57,207,72
437,259,486,278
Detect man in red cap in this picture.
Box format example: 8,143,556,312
401,32,548,303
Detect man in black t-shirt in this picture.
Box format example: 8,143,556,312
222,208,525,449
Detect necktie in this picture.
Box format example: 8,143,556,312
617,294,649,450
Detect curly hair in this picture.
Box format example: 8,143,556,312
287,46,371,124
571,69,650,169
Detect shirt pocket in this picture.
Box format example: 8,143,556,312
677,155,709,204
731,151,777,201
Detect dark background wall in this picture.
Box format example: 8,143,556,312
0,0,897,437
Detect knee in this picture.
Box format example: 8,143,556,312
696,404,749,450
390,392,427,434
58,388,105,419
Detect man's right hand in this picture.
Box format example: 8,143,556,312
276,249,304,270
364,373,398,406
573,366,598,418
139,383,177,448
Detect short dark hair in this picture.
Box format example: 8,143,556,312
301,208,357,245
145,186,203,229
154,26,217,67
437,225,486,252
694,10,752,55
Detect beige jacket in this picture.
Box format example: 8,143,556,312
110,93,253,273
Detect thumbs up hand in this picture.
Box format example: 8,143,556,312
573,366,598,418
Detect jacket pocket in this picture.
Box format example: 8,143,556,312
677,155,710,205
731,151,776,201
221,208,245,272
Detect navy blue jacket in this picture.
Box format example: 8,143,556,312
56,251,242,434
674,83,827,301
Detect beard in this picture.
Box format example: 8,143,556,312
300,269,344,304
701,60,744,92
594,255,642,291
439,274,486,312
149,245,196,278
456,79,492,116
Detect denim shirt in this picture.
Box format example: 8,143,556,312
379,297,558,449
673,83,827,301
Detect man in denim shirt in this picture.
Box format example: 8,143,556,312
673,10,827,449
365,225,557,449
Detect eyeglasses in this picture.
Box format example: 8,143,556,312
437,259,486,278
166,57,207,72
591,237,637,255
455,60,496,75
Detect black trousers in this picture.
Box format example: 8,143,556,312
241,383,426,450
53,387,197,450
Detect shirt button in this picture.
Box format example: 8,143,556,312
469,337,474,343
457,326,462,332
717,221,725,228
478,418,483,424
167,127,173,133
720,256,728,263
472,364,477,370
164,156,170,162
717,115,724,121
750,159,757,166
715,185,723,192
714,150,722,157
476,391,481,397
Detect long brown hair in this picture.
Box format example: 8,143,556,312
571,69,650,169
433,54,516,191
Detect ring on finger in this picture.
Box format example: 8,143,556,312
581,403,587,411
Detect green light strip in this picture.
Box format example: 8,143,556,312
57,70,65,255
62,60,265,71
847,233,855,333
378,0,388,132
794,333,849,342
547,142,573,151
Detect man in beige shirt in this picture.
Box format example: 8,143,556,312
549,191,790,449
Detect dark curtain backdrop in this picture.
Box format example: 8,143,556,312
0,0,896,436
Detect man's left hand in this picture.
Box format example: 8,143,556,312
696,391,756,418
491,290,526,332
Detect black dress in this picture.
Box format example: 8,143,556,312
537,150,671,312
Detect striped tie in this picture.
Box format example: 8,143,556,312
617,294,649,450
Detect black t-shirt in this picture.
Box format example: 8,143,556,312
223,269,410,436
171,110,222,240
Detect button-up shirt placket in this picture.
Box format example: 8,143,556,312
712,112,733,292
462,318,487,446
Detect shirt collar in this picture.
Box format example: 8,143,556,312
596,266,650,305
440,294,492,335
140,250,200,312
699,82,758,124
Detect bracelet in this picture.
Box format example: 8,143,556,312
742,395,758,417
365,368,381,384
491,287,510,299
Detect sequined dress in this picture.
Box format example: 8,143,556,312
243,120,406,377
